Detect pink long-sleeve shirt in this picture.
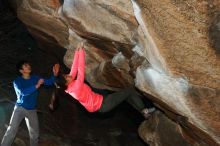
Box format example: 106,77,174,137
65,49,103,112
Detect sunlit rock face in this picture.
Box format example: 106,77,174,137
10,0,220,145
133,0,220,146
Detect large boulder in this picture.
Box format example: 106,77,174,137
133,0,220,145
9,0,220,145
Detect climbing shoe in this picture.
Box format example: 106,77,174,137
142,107,156,119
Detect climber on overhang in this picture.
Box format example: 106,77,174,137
55,42,156,118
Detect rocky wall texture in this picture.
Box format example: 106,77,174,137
9,0,220,145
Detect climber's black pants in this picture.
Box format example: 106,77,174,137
98,87,145,113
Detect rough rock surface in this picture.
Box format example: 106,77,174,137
8,0,220,145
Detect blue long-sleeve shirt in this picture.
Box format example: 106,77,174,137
13,75,56,110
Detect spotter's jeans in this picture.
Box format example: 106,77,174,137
1,105,39,146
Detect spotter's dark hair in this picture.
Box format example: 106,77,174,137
16,60,30,72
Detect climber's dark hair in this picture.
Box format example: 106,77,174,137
56,74,68,91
